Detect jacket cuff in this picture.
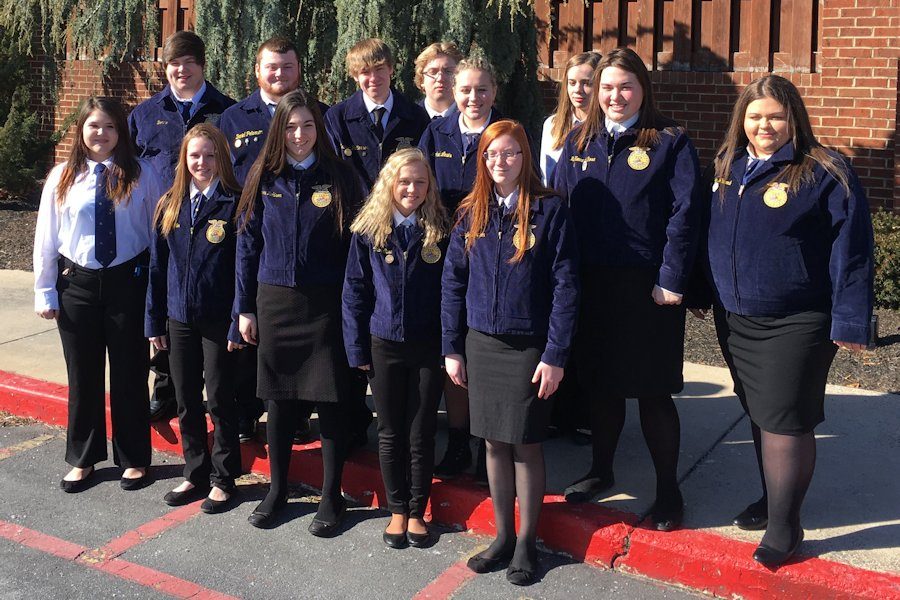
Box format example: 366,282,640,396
830,320,869,347
235,295,256,314
345,345,372,369
442,335,465,357
540,344,568,369
227,320,243,345
145,318,167,339
657,266,686,295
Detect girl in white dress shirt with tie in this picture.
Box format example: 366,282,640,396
34,97,162,494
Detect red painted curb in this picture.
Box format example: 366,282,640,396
2,369,898,599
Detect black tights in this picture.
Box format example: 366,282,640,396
747,421,815,551
258,398,347,521
588,394,682,503
480,440,545,572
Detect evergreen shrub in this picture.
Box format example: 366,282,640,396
873,209,900,310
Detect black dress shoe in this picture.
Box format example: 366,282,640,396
121,471,153,491
650,501,684,532
308,497,347,538
563,473,615,503
149,397,177,422
506,564,536,586
407,529,431,548
238,418,257,444
434,428,472,479
248,496,287,529
753,529,804,568
733,501,769,531
383,530,408,549
60,466,95,494
201,491,237,514
466,544,516,574
293,417,313,445
163,484,210,506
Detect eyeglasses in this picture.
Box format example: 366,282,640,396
483,150,523,162
423,68,455,81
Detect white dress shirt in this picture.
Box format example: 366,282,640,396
392,209,418,228
423,100,451,120
459,110,491,137
33,158,163,310
605,112,640,134
363,92,395,129
495,188,520,213
286,151,317,170
171,81,208,120
540,114,582,186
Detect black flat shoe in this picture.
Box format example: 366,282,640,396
248,496,287,529
60,466,95,494
650,499,684,532
753,529,804,568
383,530,408,549
163,484,210,507
563,473,615,504
121,471,153,491
308,497,347,538
201,491,236,514
466,544,516,574
506,564,536,586
733,501,769,531
407,530,431,548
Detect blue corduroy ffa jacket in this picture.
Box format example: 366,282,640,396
145,182,241,343
701,143,874,345
441,195,579,368
552,120,702,294
342,226,448,367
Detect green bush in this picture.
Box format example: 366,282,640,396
873,209,900,310
0,35,51,196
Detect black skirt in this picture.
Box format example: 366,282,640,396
576,266,686,397
715,307,837,435
466,329,552,444
256,283,352,403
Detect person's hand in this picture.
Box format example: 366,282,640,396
532,361,563,399
689,308,708,319
227,341,245,352
652,285,683,306
149,336,168,351
36,309,58,320
835,341,866,352
239,313,258,345
445,354,467,389
358,364,371,371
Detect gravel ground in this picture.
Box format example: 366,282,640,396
2,190,897,394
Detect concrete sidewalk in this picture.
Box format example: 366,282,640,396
1,268,898,597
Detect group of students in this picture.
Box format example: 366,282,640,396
34,28,874,586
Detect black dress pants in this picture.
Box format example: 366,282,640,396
167,318,241,488
368,336,443,517
56,255,151,468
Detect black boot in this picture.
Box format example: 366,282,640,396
434,428,472,478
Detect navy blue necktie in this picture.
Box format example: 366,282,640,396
463,132,480,154
180,100,193,123
397,223,412,250
191,192,205,225
372,107,386,140
94,163,116,267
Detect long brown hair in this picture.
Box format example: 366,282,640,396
236,89,354,234
550,51,602,151
573,47,676,153
713,75,850,198
458,120,553,263
56,97,141,206
155,124,241,236
351,148,448,249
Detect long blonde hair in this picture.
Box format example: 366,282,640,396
155,124,241,236
351,148,448,249
549,51,601,151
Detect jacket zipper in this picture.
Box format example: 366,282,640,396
492,213,503,332
186,217,196,321
730,185,743,313
399,240,407,341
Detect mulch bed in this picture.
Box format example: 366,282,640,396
3,189,898,395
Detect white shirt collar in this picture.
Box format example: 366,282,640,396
605,112,640,134
190,178,218,200
392,209,417,228
363,91,394,115
494,188,520,212
459,110,492,136
287,151,317,170
85,157,114,173
259,88,280,108
746,145,772,162
171,81,207,105
423,100,451,120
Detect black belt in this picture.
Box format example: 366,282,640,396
59,249,150,278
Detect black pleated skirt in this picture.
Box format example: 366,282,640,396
466,329,552,444
256,283,352,403
576,266,686,397
715,307,837,434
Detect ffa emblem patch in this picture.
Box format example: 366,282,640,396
206,220,227,244
311,185,333,208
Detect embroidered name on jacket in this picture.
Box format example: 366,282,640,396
569,156,597,166
434,151,454,159
261,190,283,198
